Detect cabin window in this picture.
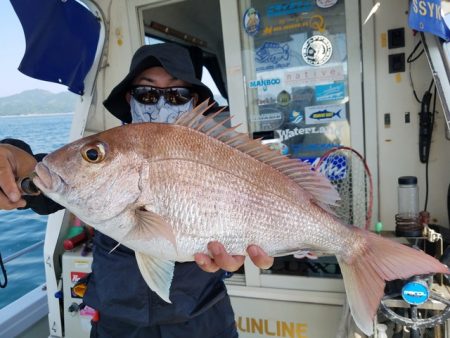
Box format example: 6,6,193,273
238,0,352,279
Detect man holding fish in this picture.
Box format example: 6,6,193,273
0,43,273,337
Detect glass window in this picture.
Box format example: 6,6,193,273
238,0,351,279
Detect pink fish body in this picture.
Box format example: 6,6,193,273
33,102,449,335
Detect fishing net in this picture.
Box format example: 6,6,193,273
314,146,373,230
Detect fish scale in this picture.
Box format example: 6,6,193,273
142,157,350,260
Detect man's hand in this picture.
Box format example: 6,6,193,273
0,144,37,210
194,242,274,273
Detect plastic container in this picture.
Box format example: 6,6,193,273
376,323,388,338
396,176,422,237
397,176,419,217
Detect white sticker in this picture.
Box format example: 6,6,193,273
302,35,333,66
316,0,338,8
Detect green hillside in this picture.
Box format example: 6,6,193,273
0,89,77,116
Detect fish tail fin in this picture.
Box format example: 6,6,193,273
338,229,449,336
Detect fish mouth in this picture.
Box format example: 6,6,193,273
33,162,65,195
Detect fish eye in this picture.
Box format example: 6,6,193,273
81,142,107,163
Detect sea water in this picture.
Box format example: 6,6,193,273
0,113,72,309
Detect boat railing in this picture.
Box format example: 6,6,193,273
3,239,45,264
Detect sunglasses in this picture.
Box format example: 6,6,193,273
130,86,193,106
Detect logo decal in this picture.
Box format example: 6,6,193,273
267,0,315,17
256,42,290,65
315,83,345,102
285,64,345,85
302,35,333,66
252,108,284,130
305,104,346,124
316,0,338,8
243,7,261,36
277,90,292,106
275,125,345,142
402,281,429,305
249,78,281,91
289,110,303,124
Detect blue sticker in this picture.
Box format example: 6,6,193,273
316,0,338,8
315,83,345,102
256,42,290,65
305,104,346,125
289,110,303,124
402,281,429,305
249,78,281,91
267,1,315,17
243,8,261,36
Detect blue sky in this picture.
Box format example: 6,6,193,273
1,1,66,98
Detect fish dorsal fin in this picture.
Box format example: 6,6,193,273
124,208,177,250
135,252,174,303
176,101,340,207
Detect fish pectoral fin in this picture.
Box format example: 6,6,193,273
125,208,177,249
293,250,319,260
272,248,332,259
135,252,175,303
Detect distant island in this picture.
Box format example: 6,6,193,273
0,89,77,116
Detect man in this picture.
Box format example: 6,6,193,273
0,43,273,337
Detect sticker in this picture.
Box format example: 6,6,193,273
249,78,281,91
285,64,344,85
277,90,292,106
73,260,90,268
305,104,346,124
71,271,88,283
252,107,284,131
70,272,89,299
256,42,290,65
267,1,315,17
302,35,333,66
261,139,289,155
315,83,345,102
263,14,325,35
276,125,345,142
316,0,338,8
380,32,387,48
289,110,303,124
291,86,315,105
243,7,261,36
402,281,429,305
